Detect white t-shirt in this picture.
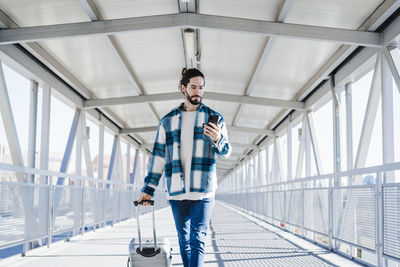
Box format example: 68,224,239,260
167,111,215,200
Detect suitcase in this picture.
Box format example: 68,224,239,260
127,200,172,267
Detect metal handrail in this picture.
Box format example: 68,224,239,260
0,162,134,186
219,161,400,193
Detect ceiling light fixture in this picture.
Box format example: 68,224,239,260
183,28,196,59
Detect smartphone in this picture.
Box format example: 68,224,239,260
208,114,219,125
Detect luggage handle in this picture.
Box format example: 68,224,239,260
134,200,158,252
134,200,154,206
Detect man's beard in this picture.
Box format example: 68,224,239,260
184,90,202,105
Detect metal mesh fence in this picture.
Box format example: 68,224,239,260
304,188,329,235
0,178,168,251
383,184,400,260
286,189,303,227
0,182,49,247
333,186,375,251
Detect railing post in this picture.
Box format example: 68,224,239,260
301,181,305,238
47,176,53,248
328,175,334,251
272,185,274,225
103,182,107,227
81,184,85,236
119,184,122,222
284,188,287,229
375,172,383,266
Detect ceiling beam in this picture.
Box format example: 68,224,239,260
84,91,304,110
120,125,274,135
85,92,181,108
0,13,381,47
207,92,305,109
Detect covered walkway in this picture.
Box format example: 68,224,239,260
1,0,400,266
1,201,360,267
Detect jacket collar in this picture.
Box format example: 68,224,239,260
177,102,205,112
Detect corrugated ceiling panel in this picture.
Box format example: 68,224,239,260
0,0,89,27
200,0,281,21
92,0,178,20
285,0,384,29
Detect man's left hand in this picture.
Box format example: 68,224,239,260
204,122,221,143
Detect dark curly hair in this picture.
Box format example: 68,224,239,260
179,68,205,90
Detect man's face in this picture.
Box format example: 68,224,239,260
181,76,205,105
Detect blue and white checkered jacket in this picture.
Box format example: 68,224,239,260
141,103,231,197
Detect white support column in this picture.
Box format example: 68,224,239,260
276,138,285,182
253,156,257,186
117,138,123,182
250,158,254,187
82,114,93,179
242,160,247,188
345,83,353,173
75,110,83,184
305,113,311,178
344,82,354,256
26,80,39,250
234,169,238,192
331,77,341,177
98,124,104,184
255,153,260,186
296,114,306,179
235,169,238,192
354,55,382,171
258,151,264,186
126,144,130,185
27,80,38,183
287,118,293,180
40,84,51,184
265,147,270,185
272,139,281,183
74,110,85,236
306,112,324,175
242,162,246,190
329,78,340,251
381,52,395,183
131,148,139,187
238,168,241,191
39,84,51,246
117,137,123,222
232,170,235,192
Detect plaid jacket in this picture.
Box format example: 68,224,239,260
141,103,231,197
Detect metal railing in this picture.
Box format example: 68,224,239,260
0,162,168,255
216,162,400,266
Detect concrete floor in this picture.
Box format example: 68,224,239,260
1,201,362,267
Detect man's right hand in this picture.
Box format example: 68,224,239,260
137,192,152,206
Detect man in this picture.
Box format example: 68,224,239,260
137,68,231,267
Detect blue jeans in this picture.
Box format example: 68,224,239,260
169,198,215,267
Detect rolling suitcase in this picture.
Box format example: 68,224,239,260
127,200,172,267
